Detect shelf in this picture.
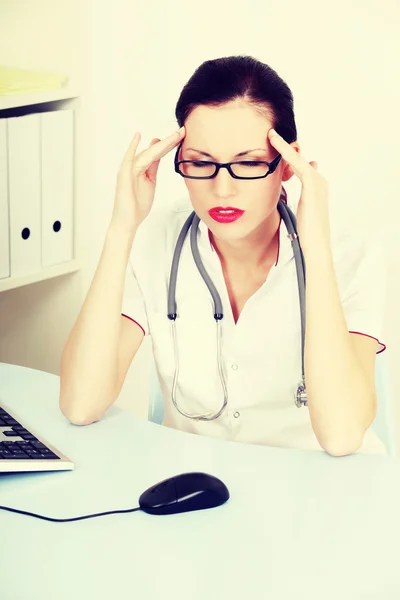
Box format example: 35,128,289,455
0,260,81,292
0,86,79,111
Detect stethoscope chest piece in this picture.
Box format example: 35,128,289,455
295,378,308,407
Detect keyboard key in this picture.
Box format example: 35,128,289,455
17,441,33,448
0,441,17,448
12,426,27,433
1,441,34,455
2,454,29,460
0,450,13,458
26,449,43,457
31,453,57,459
12,454,30,459
1,417,19,426
3,430,21,437
31,441,48,450
11,450,29,458
19,433,38,441
18,446,37,455
39,449,60,459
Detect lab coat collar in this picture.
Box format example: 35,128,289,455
197,189,294,268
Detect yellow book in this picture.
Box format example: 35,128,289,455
0,65,69,95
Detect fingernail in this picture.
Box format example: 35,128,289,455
177,126,185,134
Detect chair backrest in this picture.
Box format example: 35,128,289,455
148,352,399,456
148,358,164,425
372,351,398,456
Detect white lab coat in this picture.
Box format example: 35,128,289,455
121,199,387,456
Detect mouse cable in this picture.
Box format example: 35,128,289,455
0,504,142,522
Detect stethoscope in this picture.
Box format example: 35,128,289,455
166,188,308,421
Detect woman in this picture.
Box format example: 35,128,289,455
59,55,387,456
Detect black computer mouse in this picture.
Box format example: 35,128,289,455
138,472,230,515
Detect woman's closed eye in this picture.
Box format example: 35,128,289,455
235,161,266,167
191,160,267,167
191,161,213,167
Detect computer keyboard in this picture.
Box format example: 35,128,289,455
0,405,74,472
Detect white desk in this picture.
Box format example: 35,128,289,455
1,362,400,600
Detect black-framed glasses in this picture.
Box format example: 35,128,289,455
174,141,282,180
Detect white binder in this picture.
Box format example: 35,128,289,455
0,119,10,279
41,109,74,267
8,113,41,276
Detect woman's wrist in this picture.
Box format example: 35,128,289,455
107,218,139,243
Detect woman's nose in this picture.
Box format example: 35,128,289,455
212,165,236,194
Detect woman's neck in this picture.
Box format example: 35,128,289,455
210,209,281,272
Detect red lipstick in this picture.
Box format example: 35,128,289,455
208,207,245,224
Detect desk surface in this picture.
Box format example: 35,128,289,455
1,362,400,600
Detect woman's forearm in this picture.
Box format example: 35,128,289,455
59,224,136,424
303,243,375,456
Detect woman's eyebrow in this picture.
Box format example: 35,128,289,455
185,147,267,158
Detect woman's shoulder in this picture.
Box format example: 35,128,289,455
329,216,387,291
330,217,385,263
129,199,194,262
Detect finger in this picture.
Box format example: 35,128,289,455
135,127,185,172
121,132,142,166
147,138,162,183
268,129,313,179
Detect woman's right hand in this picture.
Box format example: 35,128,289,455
110,127,186,234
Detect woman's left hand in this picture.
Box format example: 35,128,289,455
268,128,331,255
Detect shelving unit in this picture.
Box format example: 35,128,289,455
0,259,81,293
0,0,86,375
0,85,79,111
0,85,81,293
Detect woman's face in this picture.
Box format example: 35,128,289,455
179,101,298,242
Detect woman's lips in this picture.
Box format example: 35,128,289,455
208,207,245,223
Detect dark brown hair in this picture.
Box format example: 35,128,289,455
175,55,297,144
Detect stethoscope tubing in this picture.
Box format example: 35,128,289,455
163,190,307,420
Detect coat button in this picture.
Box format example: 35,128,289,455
231,364,238,371
233,411,240,418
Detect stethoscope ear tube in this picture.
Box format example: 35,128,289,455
167,211,196,320
278,200,308,407
190,214,224,319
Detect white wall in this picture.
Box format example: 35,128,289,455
1,0,399,430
